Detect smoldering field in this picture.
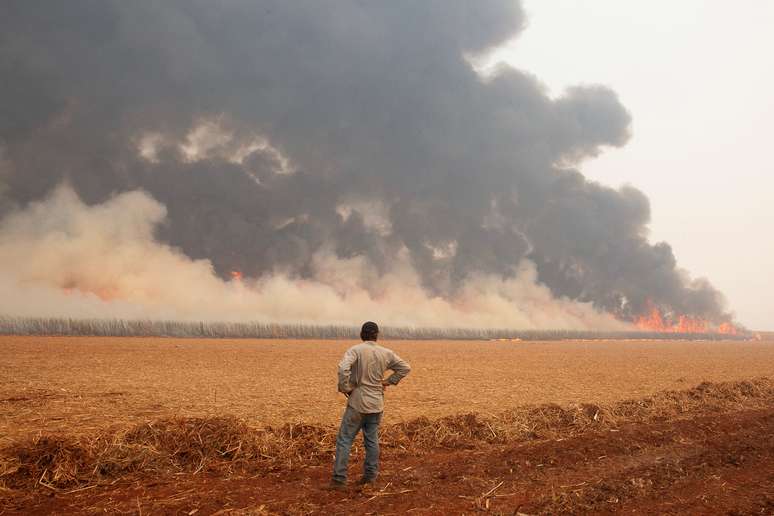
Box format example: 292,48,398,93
3,336,773,441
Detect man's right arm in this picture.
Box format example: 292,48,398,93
337,347,357,394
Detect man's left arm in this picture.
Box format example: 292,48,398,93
384,351,411,386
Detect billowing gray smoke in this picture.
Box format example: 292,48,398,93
0,1,730,324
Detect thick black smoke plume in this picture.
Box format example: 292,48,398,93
0,1,730,324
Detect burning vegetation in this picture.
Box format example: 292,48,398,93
634,304,740,335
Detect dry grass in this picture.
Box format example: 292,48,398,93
0,417,333,490
390,377,774,449
2,378,772,492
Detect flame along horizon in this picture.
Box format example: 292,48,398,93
634,305,739,335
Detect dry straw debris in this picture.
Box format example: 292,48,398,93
1,378,772,493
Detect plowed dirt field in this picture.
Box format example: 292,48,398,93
2,336,774,514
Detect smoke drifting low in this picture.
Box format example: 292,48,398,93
0,186,625,329
0,1,731,327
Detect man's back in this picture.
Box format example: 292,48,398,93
338,341,410,414
330,322,410,488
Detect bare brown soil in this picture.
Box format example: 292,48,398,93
3,336,774,442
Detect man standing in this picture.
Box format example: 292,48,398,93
330,321,411,489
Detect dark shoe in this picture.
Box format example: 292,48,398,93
326,479,347,491
357,477,376,485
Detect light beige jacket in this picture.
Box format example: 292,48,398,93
337,341,411,414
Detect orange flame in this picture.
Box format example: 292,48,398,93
717,322,738,335
60,284,120,301
634,305,738,335
635,307,669,332
230,270,243,281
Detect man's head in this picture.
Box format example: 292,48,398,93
360,321,379,341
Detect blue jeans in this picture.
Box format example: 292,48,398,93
332,405,382,482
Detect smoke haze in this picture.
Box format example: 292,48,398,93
0,1,731,327
0,185,627,329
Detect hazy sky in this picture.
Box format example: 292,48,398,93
486,0,774,329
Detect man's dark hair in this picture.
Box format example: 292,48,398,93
360,321,379,341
